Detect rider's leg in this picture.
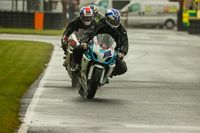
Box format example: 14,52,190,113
73,45,85,64
72,45,85,72
111,58,127,76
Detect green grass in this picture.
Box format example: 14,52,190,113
0,40,53,133
0,27,64,36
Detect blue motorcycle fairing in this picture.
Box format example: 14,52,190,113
85,44,117,66
100,49,105,53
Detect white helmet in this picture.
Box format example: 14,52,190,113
105,8,121,29
80,7,94,26
89,5,98,17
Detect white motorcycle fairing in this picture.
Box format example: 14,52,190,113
78,34,117,99
64,29,85,87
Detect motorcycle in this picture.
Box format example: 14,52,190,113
64,29,85,87
78,34,117,99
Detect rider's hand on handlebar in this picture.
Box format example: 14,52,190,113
81,43,88,50
117,52,125,60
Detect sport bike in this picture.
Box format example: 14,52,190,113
64,29,85,87
78,34,117,99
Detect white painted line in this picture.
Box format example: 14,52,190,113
17,46,58,133
125,124,200,131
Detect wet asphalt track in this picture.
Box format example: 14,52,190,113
1,29,200,133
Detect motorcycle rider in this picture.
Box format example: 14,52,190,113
61,6,96,54
73,8,128,76
89,5,104,22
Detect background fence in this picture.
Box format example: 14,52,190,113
0,11,63,30
188,19,200,34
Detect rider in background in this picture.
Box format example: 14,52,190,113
73,8,129,76
89,5,104,22
61,6,96,54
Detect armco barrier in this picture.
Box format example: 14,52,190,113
44,12,63,30
189,19,200,34
0,11,63,30
0,11,34,29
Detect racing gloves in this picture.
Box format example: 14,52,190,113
118,53,125,60
81,43,88,50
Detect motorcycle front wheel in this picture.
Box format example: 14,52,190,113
72,73,78,88
87,67,103,99
78,84,85,97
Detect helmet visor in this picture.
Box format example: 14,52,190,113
109,19,120,26
82,16,93,22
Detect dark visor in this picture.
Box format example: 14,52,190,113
83,16,92,22
109,19,120,26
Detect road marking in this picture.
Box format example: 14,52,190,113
17,46,58,133
125,124,200,131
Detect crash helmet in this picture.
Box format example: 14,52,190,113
89,5,98,17
80,7,94,26
105,8,121,29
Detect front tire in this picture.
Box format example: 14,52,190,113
70,55,78,88
78,84,85,97
165,20,175,29
72,73,78,88
87,68,103,99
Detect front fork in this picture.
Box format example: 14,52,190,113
80,54,116,89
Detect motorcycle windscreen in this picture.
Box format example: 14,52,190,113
94,34,116,50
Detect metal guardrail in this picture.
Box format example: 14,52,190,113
0,11,63,29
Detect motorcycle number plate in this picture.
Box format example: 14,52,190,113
103,50,111,58
70,40,76,47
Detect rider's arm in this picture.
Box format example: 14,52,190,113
119,26,129,55
63,17,80,36
80,24,98,43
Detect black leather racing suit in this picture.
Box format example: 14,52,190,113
61,17,96,51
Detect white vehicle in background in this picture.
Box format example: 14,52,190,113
80,0,130,15
120,0,179,29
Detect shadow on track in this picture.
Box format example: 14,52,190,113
73,97,126,105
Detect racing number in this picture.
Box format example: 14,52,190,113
70,40,76,47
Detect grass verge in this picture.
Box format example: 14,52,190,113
0,27,64,36
0,40,53,133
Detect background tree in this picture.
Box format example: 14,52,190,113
61,0,67,27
